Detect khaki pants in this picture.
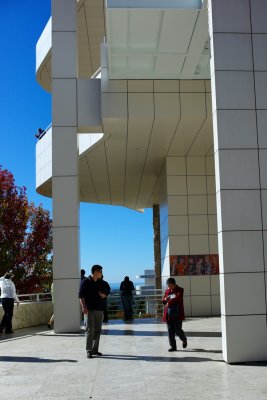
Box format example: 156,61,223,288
86,310,103,352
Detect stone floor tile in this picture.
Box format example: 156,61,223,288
0,318,267,400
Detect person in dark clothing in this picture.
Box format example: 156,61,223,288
162,277,187,352
79,265,107,358
80,269,86,284
0,273,20,334
98,276,110,322
80,269,87,327
35,128,45,139
120,276,135,320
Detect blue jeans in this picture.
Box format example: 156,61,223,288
121,295,133,320
85,310,103,352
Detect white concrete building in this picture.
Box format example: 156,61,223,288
136,269,157,315
35,0,267,363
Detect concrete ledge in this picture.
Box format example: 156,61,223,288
0,301,53,330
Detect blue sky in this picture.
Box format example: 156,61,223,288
0,1,154,283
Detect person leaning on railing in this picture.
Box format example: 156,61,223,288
35,128,46,140
120,276,135,321
0,272,20,334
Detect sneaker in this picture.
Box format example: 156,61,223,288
87,351,93,358
5,331,14,334
183,340,187,349
168,348,177,352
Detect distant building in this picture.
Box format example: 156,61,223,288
136,269,156,315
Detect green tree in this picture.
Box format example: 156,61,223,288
0,166,52,293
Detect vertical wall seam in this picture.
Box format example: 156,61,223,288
204,81,213,316
185,155,193,316
123,80,129,205
248,0,267,326
135,81,156,209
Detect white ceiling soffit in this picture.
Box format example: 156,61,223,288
37,81,213,208
106,0,210,79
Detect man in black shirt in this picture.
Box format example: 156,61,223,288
120,276,135,320
80,269,87,327
79,265,107,358
80,269,86,285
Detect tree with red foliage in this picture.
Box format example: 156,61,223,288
0,166,52,293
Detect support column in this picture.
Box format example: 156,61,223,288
208,0,267,362
160,154,219,318
153,204,162,317
51,0,80,332
153,205,162,290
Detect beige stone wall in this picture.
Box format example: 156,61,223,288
0,301,53,329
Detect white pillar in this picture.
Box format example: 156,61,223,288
208,0,267,362
160,153,219,318
51,0,80,332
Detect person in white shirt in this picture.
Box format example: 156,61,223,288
0,273,19,334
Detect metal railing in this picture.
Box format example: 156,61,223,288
36,122,52,140
15,288,164,318
17,293,52,302
107,288,164,319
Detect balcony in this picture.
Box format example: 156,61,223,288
36,124,104,198
36,2,106,91
36,17,52,92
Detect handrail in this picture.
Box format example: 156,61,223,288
91,66,101,78
44,122,52,132
15,289,164,318
35,122,52,141
16,289,162,300
111,288,163,293
17,292,52,302
107,289,164,318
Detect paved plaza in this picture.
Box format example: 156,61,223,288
0,317,266,400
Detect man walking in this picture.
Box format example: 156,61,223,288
0,272,20,334
79,265,107,358
162,277,187,351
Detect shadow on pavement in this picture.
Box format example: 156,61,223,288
99,354,223,363
101,329,221,337
0,356,77,363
